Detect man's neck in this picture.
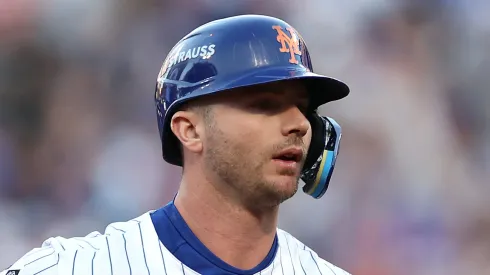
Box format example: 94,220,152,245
174,173,278,270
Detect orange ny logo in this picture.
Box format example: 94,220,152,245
272,25,302,64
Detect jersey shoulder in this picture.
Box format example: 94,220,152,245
277,228,352,275
1,213,150,275
0,245,59,275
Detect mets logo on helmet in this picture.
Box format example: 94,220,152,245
272,25,302,65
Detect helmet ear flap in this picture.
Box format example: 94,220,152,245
303,114,326,169
301,114,342,199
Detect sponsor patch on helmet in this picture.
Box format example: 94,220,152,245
159,44,216,78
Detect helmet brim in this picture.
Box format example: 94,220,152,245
216,66,350,107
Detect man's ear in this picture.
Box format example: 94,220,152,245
170,111,204,154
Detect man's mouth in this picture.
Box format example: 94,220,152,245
272,147,303,163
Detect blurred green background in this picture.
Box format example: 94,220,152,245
0,0,488,274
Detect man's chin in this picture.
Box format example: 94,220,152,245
261,177,299,204
240,174,300,210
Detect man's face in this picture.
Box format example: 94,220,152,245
201,81,312,208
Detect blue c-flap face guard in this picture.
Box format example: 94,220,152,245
301,116,342,199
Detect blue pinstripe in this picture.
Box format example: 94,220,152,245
284,236,295,275
72,250,78,275
137,222,150,275
33,254,59,275
105,237,113,275
308,251,322,275
91,252,96,275
25,250,55,266
280,247,284,275
76,239,99,250
323,263,337,275
111,226,132,275
159,242,168,274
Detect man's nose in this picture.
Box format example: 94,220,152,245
281,106,310,137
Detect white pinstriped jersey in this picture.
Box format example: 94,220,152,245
1,211,350,275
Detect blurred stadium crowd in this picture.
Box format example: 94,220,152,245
0,0,488,274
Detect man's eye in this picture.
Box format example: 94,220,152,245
251,100,281,110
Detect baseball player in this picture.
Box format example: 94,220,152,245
2,15,351,275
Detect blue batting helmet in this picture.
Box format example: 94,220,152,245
154,14,350,198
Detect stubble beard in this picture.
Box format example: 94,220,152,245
203,128,299,211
